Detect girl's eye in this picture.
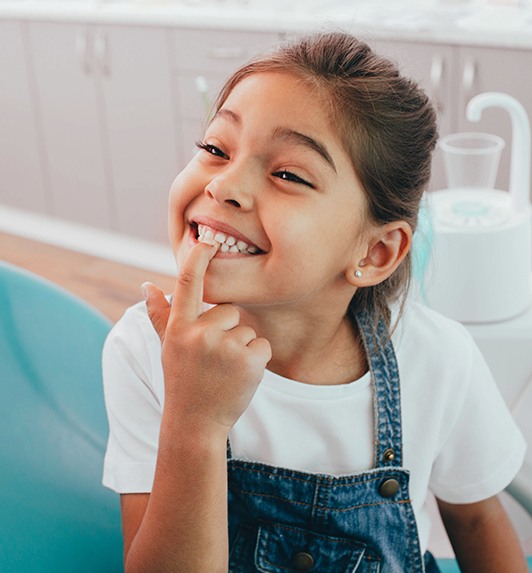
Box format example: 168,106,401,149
195,140,229,160
273,170,315,189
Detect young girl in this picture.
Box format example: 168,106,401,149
102,32,528,572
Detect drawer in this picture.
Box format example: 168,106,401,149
171,28,281,74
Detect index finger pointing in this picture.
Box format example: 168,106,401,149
171,241,219,321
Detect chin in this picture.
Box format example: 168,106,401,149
202,284,229,306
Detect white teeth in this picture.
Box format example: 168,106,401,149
196,224,259,255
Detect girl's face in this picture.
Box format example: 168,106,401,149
168,72,370,311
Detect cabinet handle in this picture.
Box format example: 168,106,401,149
462,57,476,106
195,75,212,119
208,46,247,60
429,55,445,114
94,30,110,77
76,30,92,75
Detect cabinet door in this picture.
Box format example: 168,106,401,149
0,20,49,214
28,21,113,229
98,25,179,243
368,39,457,191
457,46,532,195
171,28,281,165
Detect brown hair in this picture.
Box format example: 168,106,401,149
213,32,438,324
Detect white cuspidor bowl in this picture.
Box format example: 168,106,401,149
424,92,532,324
425,187,531,323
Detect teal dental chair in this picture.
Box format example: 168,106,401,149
0,261,123,572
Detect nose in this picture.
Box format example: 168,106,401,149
205,169,255,211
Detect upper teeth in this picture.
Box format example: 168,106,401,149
197,224,259,254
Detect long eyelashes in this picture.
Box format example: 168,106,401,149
272,170,314,189
195,140,229,159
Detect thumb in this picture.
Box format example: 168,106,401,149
142,282,171,343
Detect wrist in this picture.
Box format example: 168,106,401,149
159,403,230,451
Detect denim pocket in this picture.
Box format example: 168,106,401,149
254,522,381,573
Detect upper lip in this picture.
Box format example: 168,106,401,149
190,216,264,251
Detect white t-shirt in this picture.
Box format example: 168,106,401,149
102,300,526,554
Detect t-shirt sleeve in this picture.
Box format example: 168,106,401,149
102,304,163,493
429,337,527,504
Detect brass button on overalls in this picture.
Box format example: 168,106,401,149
379,478,400,498
382,448,395,462
292,551,315,571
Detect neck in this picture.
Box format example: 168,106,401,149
237,303,368,386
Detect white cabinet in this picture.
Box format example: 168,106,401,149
0,20,50,214
170,28,281,166
28,21,113,229
97,25,179,243
27,22,178,242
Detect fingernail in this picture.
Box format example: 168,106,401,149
141,282,150,299
200,237,221,250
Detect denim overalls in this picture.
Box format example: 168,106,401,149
227,309,441,572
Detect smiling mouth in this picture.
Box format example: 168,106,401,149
192,223,263,255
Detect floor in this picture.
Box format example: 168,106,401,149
0,231,176,323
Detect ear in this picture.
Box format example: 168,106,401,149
346,221,412,287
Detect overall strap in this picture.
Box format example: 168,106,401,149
353,309,403,469
227,438,233,460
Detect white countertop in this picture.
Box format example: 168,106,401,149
1,0,532,50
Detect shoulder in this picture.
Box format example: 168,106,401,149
102,300,163,395
392,301,476,369
105,300,161,358
102,301,165,493
392,303,526,503
391,300,493,425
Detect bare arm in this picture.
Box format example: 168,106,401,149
122,427,228,573
437,495,528,573
121,242,271,572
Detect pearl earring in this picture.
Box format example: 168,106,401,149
355,270,362,278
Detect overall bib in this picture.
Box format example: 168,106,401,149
227,310,441,572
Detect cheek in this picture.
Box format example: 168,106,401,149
168,170,193,213
168,168,203,243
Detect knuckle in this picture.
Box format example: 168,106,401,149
218,303,240,322
193,324,219,350
177,267,196,289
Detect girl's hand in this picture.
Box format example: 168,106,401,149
142,242,271,434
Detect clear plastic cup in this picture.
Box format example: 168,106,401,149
439,132,505,190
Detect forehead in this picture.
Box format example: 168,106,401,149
218,72,336,138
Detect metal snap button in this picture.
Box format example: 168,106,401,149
379,478,400,498
382,448,395,462
292,551,315,571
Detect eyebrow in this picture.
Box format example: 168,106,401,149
212,108,337,173
272,126,337,173
212,108,241,125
